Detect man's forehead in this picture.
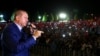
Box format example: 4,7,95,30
19,11,28,17
22,12,28,17
15,10,27,15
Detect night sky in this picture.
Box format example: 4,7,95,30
0,0,99,20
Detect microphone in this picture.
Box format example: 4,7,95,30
27,22,36,29
27,22,44,34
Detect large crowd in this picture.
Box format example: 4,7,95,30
0,18,100,56
32,19,100,56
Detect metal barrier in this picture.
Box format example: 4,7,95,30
30,44,96,56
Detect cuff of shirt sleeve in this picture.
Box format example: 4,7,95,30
32,36,37,40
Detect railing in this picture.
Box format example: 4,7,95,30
30,44,97,56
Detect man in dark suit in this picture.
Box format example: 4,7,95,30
1,10,43,56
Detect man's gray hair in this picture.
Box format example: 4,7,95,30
11,10,27,21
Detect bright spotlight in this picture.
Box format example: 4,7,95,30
59,13,66,19
0,14,3,18
38,16,41,20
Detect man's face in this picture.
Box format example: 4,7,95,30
17,12,29,27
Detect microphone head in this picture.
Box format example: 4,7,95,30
27,22,31,26
26,22,31,28
27,22,36,28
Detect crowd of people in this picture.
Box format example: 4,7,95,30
0,18,100,56
33,19,100,56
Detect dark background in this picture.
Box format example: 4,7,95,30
0,0,99,21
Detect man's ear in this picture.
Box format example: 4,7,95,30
15,15,20,21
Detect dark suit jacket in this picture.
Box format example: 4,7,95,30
1,23,36,56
